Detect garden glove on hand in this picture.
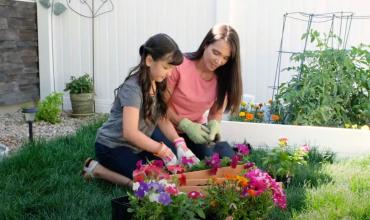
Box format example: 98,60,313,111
155,142,177,166
207,120,221,142
178,118,210,144
174,137,200,167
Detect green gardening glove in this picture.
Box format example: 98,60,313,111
178,118,210,144
207,120,221,142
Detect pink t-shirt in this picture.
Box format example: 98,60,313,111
167,57,217,124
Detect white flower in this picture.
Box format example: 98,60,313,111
158,179,169,186
132,182,140,191
148,192,159,202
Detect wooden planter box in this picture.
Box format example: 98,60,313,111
221,120,370,157
172,165,245,193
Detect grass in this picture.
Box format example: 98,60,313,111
0,119,369,219
0,117,128,219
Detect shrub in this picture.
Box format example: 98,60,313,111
36,92,64,124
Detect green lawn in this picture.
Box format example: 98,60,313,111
0,119,369,219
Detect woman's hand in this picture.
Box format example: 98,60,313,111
178,118,210,144
207,120,221,142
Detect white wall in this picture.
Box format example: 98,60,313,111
37,0,370,112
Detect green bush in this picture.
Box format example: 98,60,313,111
36,92,64,124
275,30,370,127
64,74,94,94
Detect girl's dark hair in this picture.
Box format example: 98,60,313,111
116,33,183,124
186,24,242,115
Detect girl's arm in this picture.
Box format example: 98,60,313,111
157,117,180,141
122,106,162,153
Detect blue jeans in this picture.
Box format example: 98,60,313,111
95,142,159,179
151,127,235,160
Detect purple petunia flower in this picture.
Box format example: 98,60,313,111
148,182,165,192
135,181,149,198
158,192,172,205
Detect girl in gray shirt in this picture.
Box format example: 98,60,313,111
82,33,199,186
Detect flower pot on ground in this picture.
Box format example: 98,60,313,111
111,196,132,220
64,74,94,117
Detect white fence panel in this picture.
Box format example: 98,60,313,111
37,0,370,113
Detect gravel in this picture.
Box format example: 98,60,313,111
0,111,105,152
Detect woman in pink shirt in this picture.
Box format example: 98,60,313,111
152,24,243,160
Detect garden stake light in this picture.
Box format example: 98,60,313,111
22,107,38,142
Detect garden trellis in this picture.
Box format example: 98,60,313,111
271,12,370,123
272,11,370,100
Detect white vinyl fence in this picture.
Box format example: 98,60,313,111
37,0,370,113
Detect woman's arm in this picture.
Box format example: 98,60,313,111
164,86,183,126
122,106,162,153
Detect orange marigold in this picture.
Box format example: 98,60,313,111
245,113,254,121
248,189,257,197
271,114,280,121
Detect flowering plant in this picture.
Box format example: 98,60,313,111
128,160,206,219
126,144,287,219
230,99,282,124
262,137,310,183
204,163,286,219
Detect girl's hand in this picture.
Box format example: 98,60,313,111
173,137,200,166
155,142,177,166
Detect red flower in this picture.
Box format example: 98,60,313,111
179,173,186,186
187,191,204,199
165,185,179,195
167,165,185,174
231,155,241,168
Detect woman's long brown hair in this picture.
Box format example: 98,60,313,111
186,24,242,115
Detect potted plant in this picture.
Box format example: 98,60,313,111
64,74,94,117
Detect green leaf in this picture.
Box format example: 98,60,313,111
195,208,206,219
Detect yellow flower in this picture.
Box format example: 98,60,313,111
239,111,246,117
241,101,247,107
360,125,369,130
278,137,288,147
352,124,358,129
344,123,351,128
235,175,249,187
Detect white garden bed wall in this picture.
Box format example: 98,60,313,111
220,121,370,157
